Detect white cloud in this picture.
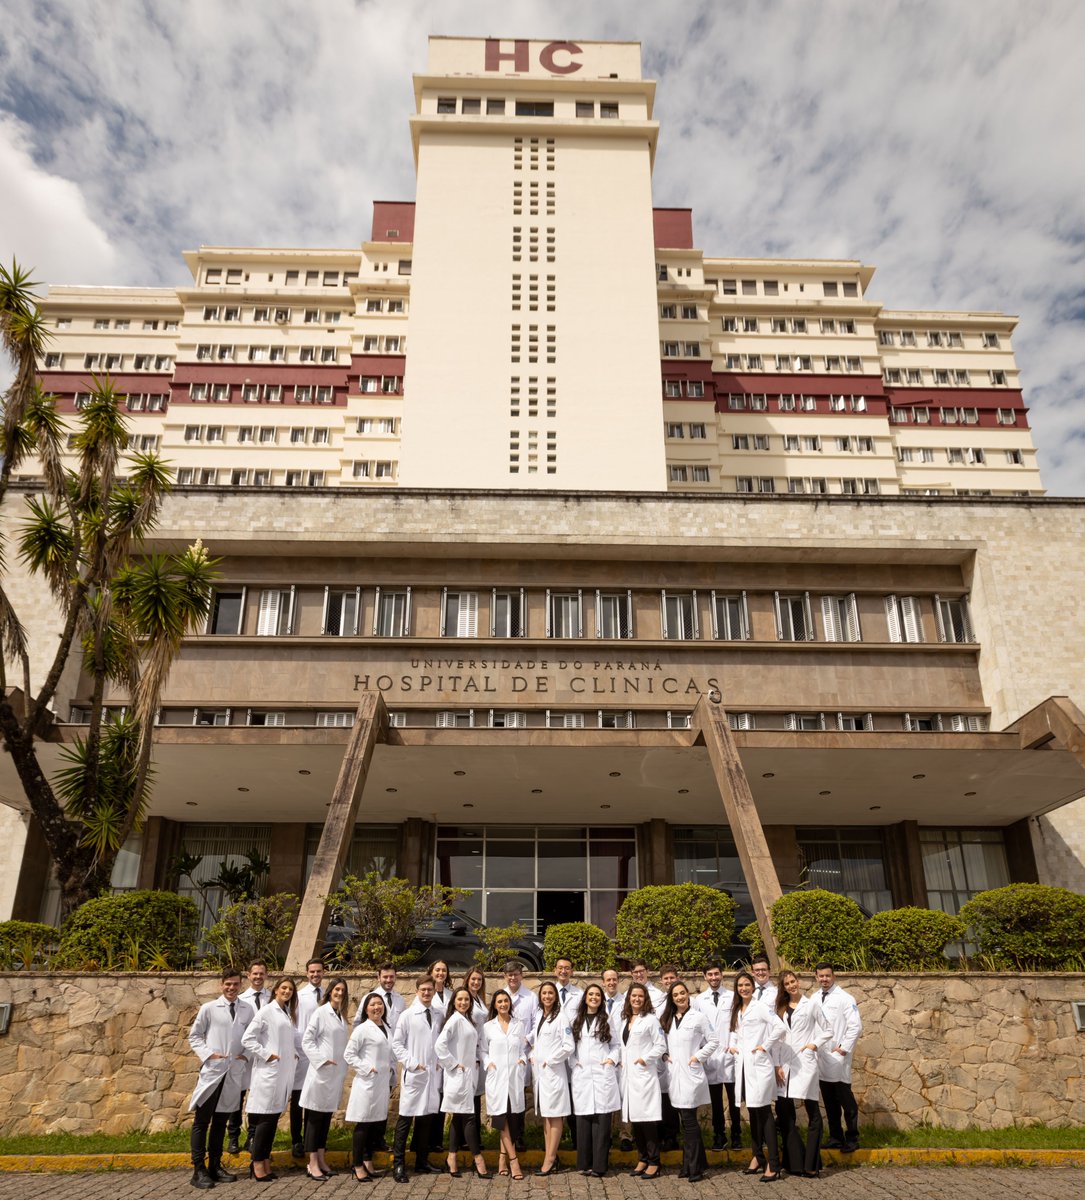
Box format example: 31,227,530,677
0,0,1082,493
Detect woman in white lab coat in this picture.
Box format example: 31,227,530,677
344,992,394,1183
570,984,621,1178
532,981,574,1176
773,972,832,1177
436,988,488,1178
619,984,666,1179
727,971,787,1182
482,989,529,1180
421,960,452,1156
241,977,302,1181
299,978,351,1180
462,968,489,1131
660,981,717,1182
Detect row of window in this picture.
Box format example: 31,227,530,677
194,344,351,364
679,473,883,496
710,278,861,299
68,353,173,371
435,96,618,119
719,352,863,372
203,584,974,645
661,304,701,320
897,447,1025,467
172,462,398,487
57,317,179,332
662,341,703,358
202,267,359,288
884,368,1009,387
188,382,336,404
880,329,1002,349
722,316,858,335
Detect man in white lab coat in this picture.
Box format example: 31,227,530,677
751,955,778,1006
355,962,407,1033
814,962,863,1152
692,960,740,1150
187,968,254,1189
228,959,271,1155
553,956,584,1150
390,975,445,1182
290,959,326,1157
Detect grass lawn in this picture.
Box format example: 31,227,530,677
0,1123,1082,1157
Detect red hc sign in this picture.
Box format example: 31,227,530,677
484,39,583,75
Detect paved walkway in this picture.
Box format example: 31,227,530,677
0,1167,1082,1200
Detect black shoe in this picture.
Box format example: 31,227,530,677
226,1134,240,1156
743,1166,763,1175
305,1170,328,1182
730,1139,743,1151
760,1173,781,1183
535,1165,560,1177
620,1137,635,1152
841,1142,858,1154
209,1165,238,1183
247,1164,276,1184
824,1139,844,1150
243,1134,253,1154
353,1170,375,1184
688,1173,706,1183
414,1161,441,1175
640,1167,663,1181
190,1167,216,1189
392,1165,409,1184
711,1137,726,1151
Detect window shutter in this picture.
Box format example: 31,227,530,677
818,711,827,731
900,595,921,643
786,712,798,731
517,587,525,637
545,588,552,638
594,589,603,638
691,589,699,638
950,714,965,732
740,590,750,640
440,587,449,636
459,592,478,637
836,711,845,730
489,588,498,637
372,585,382,635
863,713,873,731
509,711,526,729
959,598,975,643
661,590,670,639
773,591,784,640
904,712,914,732
885,595,902,643
286,585,297,635
563,713,584,729
934,713,944,732
321,585,331,635
934,594,947,642
257,589,281,636
577,588,583,639
802,591,814,642
350,586,360,636
710,591,720,640
845,593,860,642
821,596,840,642
436,711,455,729
624,589,633,638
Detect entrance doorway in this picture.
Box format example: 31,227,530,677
537,890,585,933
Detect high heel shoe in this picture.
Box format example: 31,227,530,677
305,1168,328,1182
353,1167,375,1184
474,1162,491,1180
249,1163,276,1184
743,1166,763,1175
630,1164,647,1177
759,1172,781,1183
535,1163,560,1177
641,1166,663,1181
498,1150,509,1176
509,1156,524,1181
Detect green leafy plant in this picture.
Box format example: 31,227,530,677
543,921,615,971
0,920,60,969
615,884,736,971
473,922,530,971
865,906,965,970
204,893,299,970
767,888,868,969
738,919,765,959
326,872,469,969
958,883,1085,970
171,846,269,926
56,889,199,970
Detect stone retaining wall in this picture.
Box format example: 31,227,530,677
1,971,1083,1135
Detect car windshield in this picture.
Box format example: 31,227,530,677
420,910,482,933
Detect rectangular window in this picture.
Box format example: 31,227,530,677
920,828,1009,916
547,590,583,638
667,422,684,438
316,711,355,727
935,595,974,644
491,589,525,638
798,826,892,911
687,382,705,399
661,590,698,640
664,381,682,398
774,591,814,642
208,588,246,635
596,591,633,639
490,710,526,728
820,593,861,642
441,590,479,637
599,102,619,119
256,587,294,636
323,587,360,636
373,587,411,636
576,101,595,118
515,101,554,117
711,592,749,640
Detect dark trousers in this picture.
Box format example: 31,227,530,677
724,1082,742,1144
190,1077,228,1170
632,1120,660,1167
353,1120,387,1166
819,1079,858,1145
660,1091,680,1146
226,1089,245,1138
709,1082,741,1144
393,1112,435,1168
676,1107,707,1178
448,1111,481,1156
776,1098,823,1174
289,1089,304,1146
749,1105,780,1173
575,1112,612,1175
303,1108,334,1154
248,1111,281,1162
411,1110,445,1152
566,1078,577,1148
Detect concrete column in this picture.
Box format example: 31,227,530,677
1004,816,1040,885
285,693,386,972
692,695,784,972
267,822,308,897
638,819,673,885
10,814,52,922
398,818,435,887
137,816,182,890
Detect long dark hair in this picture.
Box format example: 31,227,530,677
659,980,691,1033
729,970,755,1033
462,968,487,1007
536,981,561,1035
488,988,514,1021
445,986,474,1023
620,982,655,1024
358,991,389,1031
775,971,798,1020
319,977,349,1014
572,984,611,1044
269,977,299,1024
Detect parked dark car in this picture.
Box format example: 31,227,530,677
322,908,545,972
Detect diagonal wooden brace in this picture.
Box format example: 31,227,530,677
692,693,784,972
285,691,387,973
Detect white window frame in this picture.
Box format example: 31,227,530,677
934,595,975,644
710,591,750,640
884,594,923,643
491,588,526,638
255,586,296,636
595,590,633,639
489,710,527,729
546,588,584,638
206,587,247,635
820,593,861,642
321,586,361,636
372,586,412,637
661,590,699,640
440,589,480,637
774,591,814,642
836,712,874,732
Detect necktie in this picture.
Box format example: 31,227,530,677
560,987,567,1004
821,991,827,1004
607,997,614,1013
229,1001,236,1020
255,994,262,1009
757,985,764,999
385,991,393,1007
316,986,322,1002
712,991,719,1007
425,1007,432,1028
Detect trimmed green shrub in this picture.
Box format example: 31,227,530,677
958,883,1085,970
768,889,867,969
543,922,615,972
738,919,765,959
616,884,736,971
866,907,965,970
474,922,531,972
204,893,299,970
57,890,199,970
0,920,60,969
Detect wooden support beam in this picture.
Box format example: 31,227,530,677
285,692,387,973
692,694,784,973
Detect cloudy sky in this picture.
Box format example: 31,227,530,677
1,0,1082,494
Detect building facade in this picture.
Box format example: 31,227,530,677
1,37,1081,938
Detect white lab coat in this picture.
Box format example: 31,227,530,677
481,1016,528,1116
619,1014,665,1122
692,987,735,1085
435,1011,478,1114
730,1001,787,1108
391,999,444,1117
299,1003,350,1112
570,1015,621,1115
292,982,324,1091
664,1009,718,1109
241,1002,302,1115
602,993,624,1025
753,982,778,1008
188,996,254,1113
775,996,833,1102
507,986,538,1032
556,983,583,1024
469,996,488,1096
531,1014,575,1117
344,1019,394,1123
815,985,862,1084
645,982,667,1010
236,986,271,1088
353,987,406,1033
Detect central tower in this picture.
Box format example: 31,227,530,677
398,36,667,490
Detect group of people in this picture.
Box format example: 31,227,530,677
186,953,862,1188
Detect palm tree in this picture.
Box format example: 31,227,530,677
0,261,218,914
